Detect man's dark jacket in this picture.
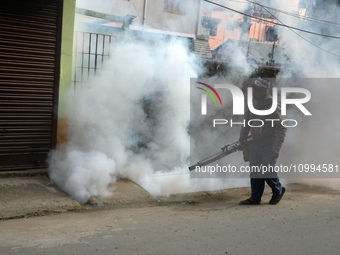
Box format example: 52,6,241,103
239,94,287,153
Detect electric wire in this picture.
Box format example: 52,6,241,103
204,0,340,39
222,0,340,28
246,0,340,58
228,0,340,28
204,0,340,58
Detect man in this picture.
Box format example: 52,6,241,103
239,77,287,205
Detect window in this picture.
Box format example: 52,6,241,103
202,16,221,36
164,0,186,15
266,26,278,42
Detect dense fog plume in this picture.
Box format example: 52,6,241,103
49,1,340,204
49,39,250,203
270,1,340,77
268,1,340,189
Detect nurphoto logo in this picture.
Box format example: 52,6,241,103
196,81,312,128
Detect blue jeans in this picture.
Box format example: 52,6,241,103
249,141,282,202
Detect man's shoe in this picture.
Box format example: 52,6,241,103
239,198,261,205
269,187,286,205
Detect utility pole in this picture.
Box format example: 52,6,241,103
142,0,148,36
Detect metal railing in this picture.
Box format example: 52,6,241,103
72,31,118,89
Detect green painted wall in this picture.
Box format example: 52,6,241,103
57,0,76,146
59,0,76,118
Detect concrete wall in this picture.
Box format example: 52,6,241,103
76,0,204,37
143,0,200,36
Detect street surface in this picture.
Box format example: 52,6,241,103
1,184,339,255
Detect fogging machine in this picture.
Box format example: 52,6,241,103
188,136,253,171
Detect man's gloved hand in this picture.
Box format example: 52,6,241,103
239,136,247,146
271,148,280,159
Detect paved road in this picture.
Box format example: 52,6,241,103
1,184,340,255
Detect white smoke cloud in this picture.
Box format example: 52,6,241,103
270,1,340,76
49,37,248,203
270,1,340,189
48,150,116,203
206,0,340,189
49,1,340,204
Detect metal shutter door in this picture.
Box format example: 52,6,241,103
0,0,63,170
